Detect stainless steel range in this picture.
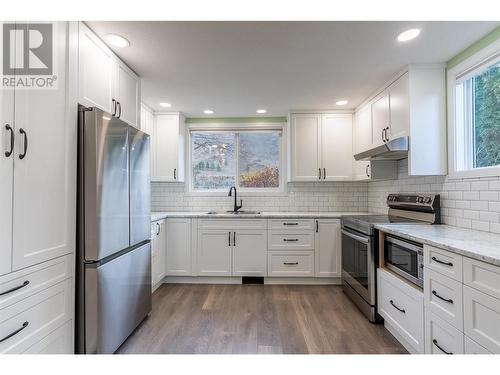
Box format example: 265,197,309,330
341,193,440,322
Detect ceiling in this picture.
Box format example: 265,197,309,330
87,21,499,117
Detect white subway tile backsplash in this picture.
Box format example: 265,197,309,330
152,181,369,213
368,159,500,234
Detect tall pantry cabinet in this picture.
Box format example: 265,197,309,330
0,22,77,353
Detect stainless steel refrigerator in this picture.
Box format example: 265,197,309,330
76,105,152,354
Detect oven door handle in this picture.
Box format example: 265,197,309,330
341,229,370,244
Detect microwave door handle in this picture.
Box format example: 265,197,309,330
341,229,370,245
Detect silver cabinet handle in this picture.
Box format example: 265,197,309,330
283,262,299,266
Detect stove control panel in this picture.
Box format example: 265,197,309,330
387,194,439,209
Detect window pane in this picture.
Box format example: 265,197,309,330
192,133,236,190
238,132,280,188
473,63,500,168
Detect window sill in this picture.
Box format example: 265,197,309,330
447,166,500,180
185,189,288,197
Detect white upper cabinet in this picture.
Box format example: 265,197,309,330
353,105,372,154
290,114,321,181
371,92,390,148
289,112,353,181
387,72,410,141
11,22,77,271
152,113,185,182
321,114,353,180
78,22,140,128
114,61,140,128
78,22,114,113
0,78,14,276
354,66,446,176
140,104,155,172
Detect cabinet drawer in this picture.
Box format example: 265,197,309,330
377,269,424,353
425,310,464,354
268,219,314,231
463,257,500,300
424,268,463,330
463,285,500,354
0,254,72,310
198,219,267,230
465,336,492,354
23,320,73,354
0,278,72,354
268,252,314,277
268,232,314,251
424,245,463,282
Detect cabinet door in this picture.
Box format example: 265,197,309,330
371,92,389,147
353,161,371,181
197,230,232,276
290,114,321,181
140,105,155,174
156,220,166,282
0,75,14,276
151,224,159,285
153,114,182,182
114,60,140,128
315,219,341,277
388,73,409,141
78,22,114,113
233,230,267,276
12,22,76,270
166,218,192,276
321,114,353,180
354,105,372,154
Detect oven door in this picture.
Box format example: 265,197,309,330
384,235,423,287
341,227,376,305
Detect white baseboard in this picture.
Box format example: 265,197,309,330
161,276,341,285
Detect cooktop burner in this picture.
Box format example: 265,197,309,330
342,215,422,235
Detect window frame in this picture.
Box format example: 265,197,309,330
448,38,500,180
186,122,287,195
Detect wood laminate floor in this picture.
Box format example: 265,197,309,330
117,284,407,354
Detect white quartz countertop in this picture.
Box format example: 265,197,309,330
151,211,370,222
375,224,500,266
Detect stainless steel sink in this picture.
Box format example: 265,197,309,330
206,210,261,215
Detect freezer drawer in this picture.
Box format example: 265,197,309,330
82,242,151,354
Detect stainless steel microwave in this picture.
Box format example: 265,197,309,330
384,235,424,288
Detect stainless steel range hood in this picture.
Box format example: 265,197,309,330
354,136,409,161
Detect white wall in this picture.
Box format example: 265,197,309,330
152,181,368,213
368,159,500,234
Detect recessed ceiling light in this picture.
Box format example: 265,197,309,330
203,109,214,115
397,28,421,42
159,102,171,108
336,100,348,106
256,109,267,114
104,34,130,48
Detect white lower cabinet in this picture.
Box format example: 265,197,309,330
151,220,166,287
424,268,463,330
197,230,232,276
232,230,267,276
22,321,73,354
465,335,492,354
377,269,424,353
425,310,464,354
314,219,341,278
268,252,314,277
463,285,500,354
0,278,72,354
166,218,192,276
